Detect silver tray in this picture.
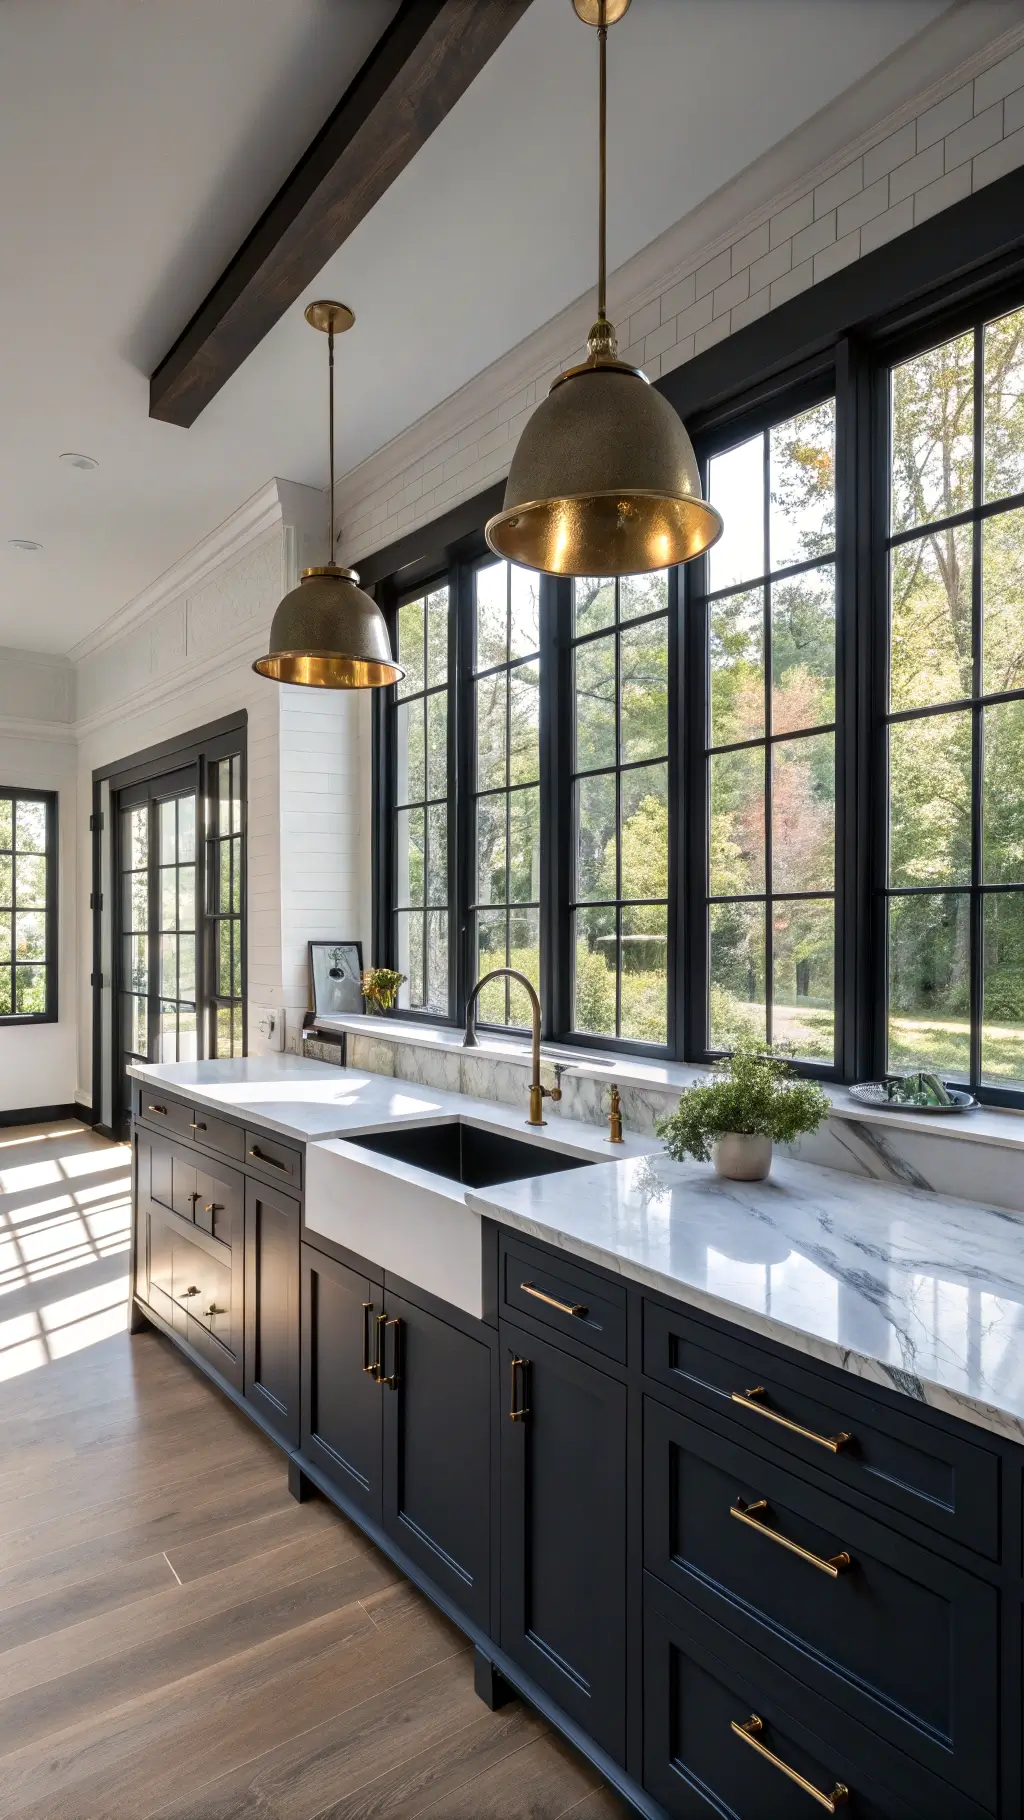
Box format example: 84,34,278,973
848,1082,977,1113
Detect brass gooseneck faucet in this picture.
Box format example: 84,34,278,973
463,969,562,1128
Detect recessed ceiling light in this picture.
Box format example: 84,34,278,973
8,538,41,552
59,452,98,470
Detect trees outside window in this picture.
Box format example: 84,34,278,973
886,304,1024,1089
0,791,56,1022
393,587,451,1014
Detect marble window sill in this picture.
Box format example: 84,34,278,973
314,1014,1024,1154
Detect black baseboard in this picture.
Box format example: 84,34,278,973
0,1102,92,1129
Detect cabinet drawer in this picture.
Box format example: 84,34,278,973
136,1089,194,1143
189,1109,245,1165
500,1233,627,1364
644,1396,998,1810
643,1575,990,1820
643,1298,999,1559
244,1129,302,1191
141,1205,243,1391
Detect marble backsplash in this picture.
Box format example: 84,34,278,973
312,1030,1024,1215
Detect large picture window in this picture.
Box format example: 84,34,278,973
0,789,56,1022
885,304,1024,1090
373,255,1024,1103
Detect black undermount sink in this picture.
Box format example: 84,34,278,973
344,1119,591,1190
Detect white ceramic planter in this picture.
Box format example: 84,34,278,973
712,1132,772,1182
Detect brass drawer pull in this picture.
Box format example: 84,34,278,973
361,1302,380,1377
509,1355,530,1421
204,1202,222,1216
249,1146,290,1175
520,1281,588,1319
731,1714,848,1811
732,1385,851,1453
147,1103,167,1116
381,1316,401,1390
180,1285,200,1300
190,1120,206,1133
204,1304,225,1318
730,1497,851,1578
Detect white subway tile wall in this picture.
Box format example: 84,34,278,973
338,44,1024,575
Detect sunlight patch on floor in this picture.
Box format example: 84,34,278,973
0,1127,131,1380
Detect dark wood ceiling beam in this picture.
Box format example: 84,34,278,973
149,0,533,428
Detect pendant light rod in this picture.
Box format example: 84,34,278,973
328,322,336,558
597,4,607,324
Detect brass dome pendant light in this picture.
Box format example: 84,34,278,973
485,0,722,577
254,301,403,688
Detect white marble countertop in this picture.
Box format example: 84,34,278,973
467,1153,1024,1445
128,1055,657,1157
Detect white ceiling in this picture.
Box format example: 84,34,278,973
0,0,978,655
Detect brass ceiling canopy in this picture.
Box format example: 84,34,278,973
486,0,722,577
254,301,403,689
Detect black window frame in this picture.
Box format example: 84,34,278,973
0,786,58,1026
370,165,1024,1107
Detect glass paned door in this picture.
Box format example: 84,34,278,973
115,768,197,1128
208,754,244,1056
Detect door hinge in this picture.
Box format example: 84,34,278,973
89,812,104,833
89,892,103,910
90,971,104,988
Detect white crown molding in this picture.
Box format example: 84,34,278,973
69,478,289,667
334,1,1024,528
0,715,77,744
74,623,269,742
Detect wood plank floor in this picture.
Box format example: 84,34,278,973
0,1121,629,1820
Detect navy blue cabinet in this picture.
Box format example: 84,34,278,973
300,1243,384,1523
244,1175,301,1447
499,1318,628,1765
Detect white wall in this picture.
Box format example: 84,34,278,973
0,649,77,1111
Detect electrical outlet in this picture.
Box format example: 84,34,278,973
253,1006,284,1052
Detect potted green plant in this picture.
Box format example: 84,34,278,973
655,1039,831,1181
360,968,406,1015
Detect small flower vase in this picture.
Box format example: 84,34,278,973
712,1132,772,1182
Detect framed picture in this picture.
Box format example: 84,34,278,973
309,940,364,1017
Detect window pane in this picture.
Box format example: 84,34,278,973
178,933,195,999
574,576,615,636
508,908,540,1027
891,332,974,533
15,911,45,961
621,903,667,1044
159,800,176,865
509,661,540,783
425,911,448,1012
396,598,424,697
231,837,241,913
0,856,8,911
577,772,616,901
574,905,616,1036
984,699,1024,882
475,794,505,905
769,399,836,570
395,807,424,907
129,994,147,1057
15,966,45,1014
219,921,232,996
426,691,447,800
620,570,668,622
708,435,764,593
129,807,147,869
709,748,764,895
159,869,176,930
0,799,10,848
509,567,540,659
159,1001,177,1063
426,804,447,906
983,893,1024,1083
890,526,973,711
15,852,45,907
178,795,196,864
771,566,835,734
889,712,971,887
773,899,834,1061
621,764,667,902
709,588,763,748
0,912,9,959
160,933,177,997
218,759,231,837
984,303,1024,503
396,700,425,805
475,564,507,669
426,588,449,687
509,786,540,903
772,733,835,893
888,892,970,1078
981,506,1024,696
396,911,424,1009
0,971,9,1016
475,671,507,792
178,866,195,932
709,901,766,1047
15,800,46,853
475,909,508,1022
620,618,668,763
575,635,616,772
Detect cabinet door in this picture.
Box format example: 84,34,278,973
382,1290,491,1628
500,1319,627,1763
244,1177,300,1446
140,1204,243,1390
301,1244,383,1524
